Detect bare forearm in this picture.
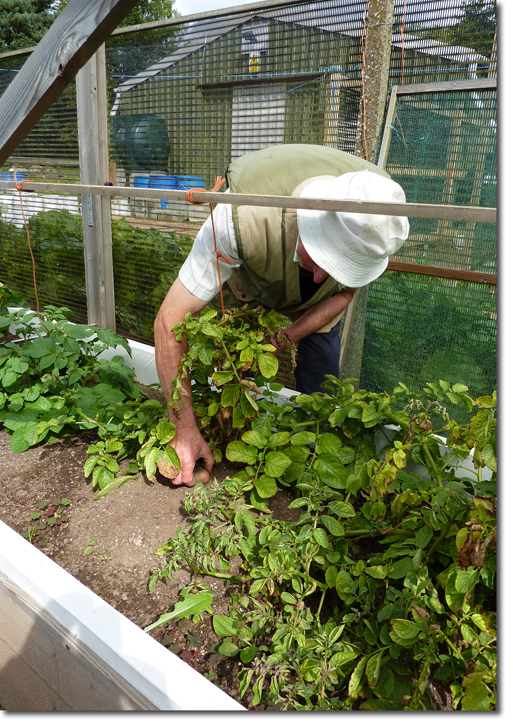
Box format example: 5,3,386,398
285,289,356,345
154,319,194,425
154,278,214,485
154,278,207,427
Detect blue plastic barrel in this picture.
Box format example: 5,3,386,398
175,175,205,190
134,175,150,187
149,174,177,208
1,171,25,190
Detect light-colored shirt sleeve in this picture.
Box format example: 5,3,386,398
178,196,241,302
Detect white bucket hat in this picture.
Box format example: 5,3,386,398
296,170,409,288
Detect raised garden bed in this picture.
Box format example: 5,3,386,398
0,299,497,711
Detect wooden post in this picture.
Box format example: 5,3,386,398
0,0,139,167
76,46,116,331
340,0,394,384
354,0,395,163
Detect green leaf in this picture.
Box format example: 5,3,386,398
325,565,338,588
240,645,258,664
415,525,433,549
320,515,345,536
242,389,259,412
316,432,341,453
39,353,57,370
232,405,246,428
481,442,496,472
241,430,267,449
257,352,279,378
105,438,123,454
145,447,158,478
336,570,353,595
365,565,388,579
92,474,136,499
461,681,492,711
444,567,466,613
212,614,238,637
10,421,38,453
155,421,176,445
105,457,120,473
201,322,223,339
2,370,18,387
254,474,278,499
218,642,240,657
330,651,358,668
144,592,214,632
455,567,480,594
226,441,258,465
461,624,478,645
25,339,55,359
388,557,413,580
264,450,291,478
366,651,383,689
328,500,356,519
348,656,369,699
390,619,421,646
313,528,330,548
211,370,234,386
267,431,291,447
96,467,115,490
280,591,296,605
221,384,240,408
290,431,316,446
10,358,29,374
315,453,348,489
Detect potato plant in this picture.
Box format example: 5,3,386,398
0,292,497,710
149,308,497,711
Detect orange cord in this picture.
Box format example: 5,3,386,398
14,172,50,334
185,176,231,323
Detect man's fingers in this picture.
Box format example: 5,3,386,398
175,466,211,488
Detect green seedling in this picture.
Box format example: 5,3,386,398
83,538,111,562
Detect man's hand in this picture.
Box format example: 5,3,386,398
270,289,356,352
168,425,215,487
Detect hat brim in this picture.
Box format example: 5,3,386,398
297,209,389,288
296,172,409,288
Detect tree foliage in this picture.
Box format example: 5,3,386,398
0,0,180,53
51,0,179,29
455,0,496,57
0,0,55,53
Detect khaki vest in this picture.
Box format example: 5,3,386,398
211,145,390,330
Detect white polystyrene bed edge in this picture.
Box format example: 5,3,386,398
0,520,245,711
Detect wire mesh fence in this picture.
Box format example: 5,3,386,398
0,0,497,410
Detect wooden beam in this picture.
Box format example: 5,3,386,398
6,181,497,225
394,77,496,96
387,260,496,285
0,0,139,167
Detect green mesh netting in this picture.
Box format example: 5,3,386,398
361,81,497,413
1,0,497,407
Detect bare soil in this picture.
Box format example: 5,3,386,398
0,425,295,708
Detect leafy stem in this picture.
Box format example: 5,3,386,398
421,441,443,486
